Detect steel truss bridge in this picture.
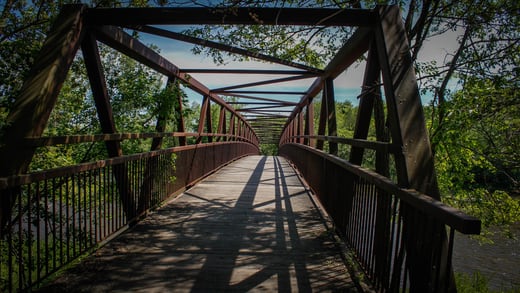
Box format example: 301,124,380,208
0,5,480,292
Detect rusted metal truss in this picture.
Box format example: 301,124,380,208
0,4,481,293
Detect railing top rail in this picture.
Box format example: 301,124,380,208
23,132,253,147
0,141,255,190
286,143,481,235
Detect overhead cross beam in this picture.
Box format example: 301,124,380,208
130,25,323,74
87,7,377,26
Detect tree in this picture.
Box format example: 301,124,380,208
431,77,520,235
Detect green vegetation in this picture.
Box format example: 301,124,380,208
455,271,520,293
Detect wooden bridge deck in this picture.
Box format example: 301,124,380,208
40,155,360,292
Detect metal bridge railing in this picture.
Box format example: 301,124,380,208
279,142,481,292
0,138,257,292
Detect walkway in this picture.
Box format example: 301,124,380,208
39,156,359,292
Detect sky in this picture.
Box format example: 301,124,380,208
137,22,461,107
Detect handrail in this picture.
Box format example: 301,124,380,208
279,142,481,291
0,141,258,292
0,141,258,190
22,132,256,147
290,143,480,234
283,135,401,153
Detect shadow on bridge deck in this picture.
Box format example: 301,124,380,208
38,155,360,292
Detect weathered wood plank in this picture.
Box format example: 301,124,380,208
39,156,359,292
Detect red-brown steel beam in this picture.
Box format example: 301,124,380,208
224,90,307,95
130,25,322,74
87,7,377,27
217,106,226,142
221,93,300,104
349,38,380,165
82,32,122,157
304,103,315,147
0,4,87,236
181,69,318,75
92,25,256,139
282,27,371,139
374,5,450,291
324,78,338,155
212,75,313,92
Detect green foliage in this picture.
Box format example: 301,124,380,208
455,271,520,293
455,271,490,293
260,144,278,155
432,77,520,236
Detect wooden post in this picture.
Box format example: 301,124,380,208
0,5,87,236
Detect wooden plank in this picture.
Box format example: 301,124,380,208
87,7,377,26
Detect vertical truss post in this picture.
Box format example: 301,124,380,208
317,86,327,150
228,113,236,141
140,77,178,213
304,102,315,147
325,78,338,155
174,79,187,146
0,4,87,236
217,106,226,141
82,31,137,219
349,38,380,165
298,111,304,144
374,5,451,291
237,120,243,141
374,6,439,195
197,95,210,143
206,98,213,142
151,77,176,150
292,120,298,143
